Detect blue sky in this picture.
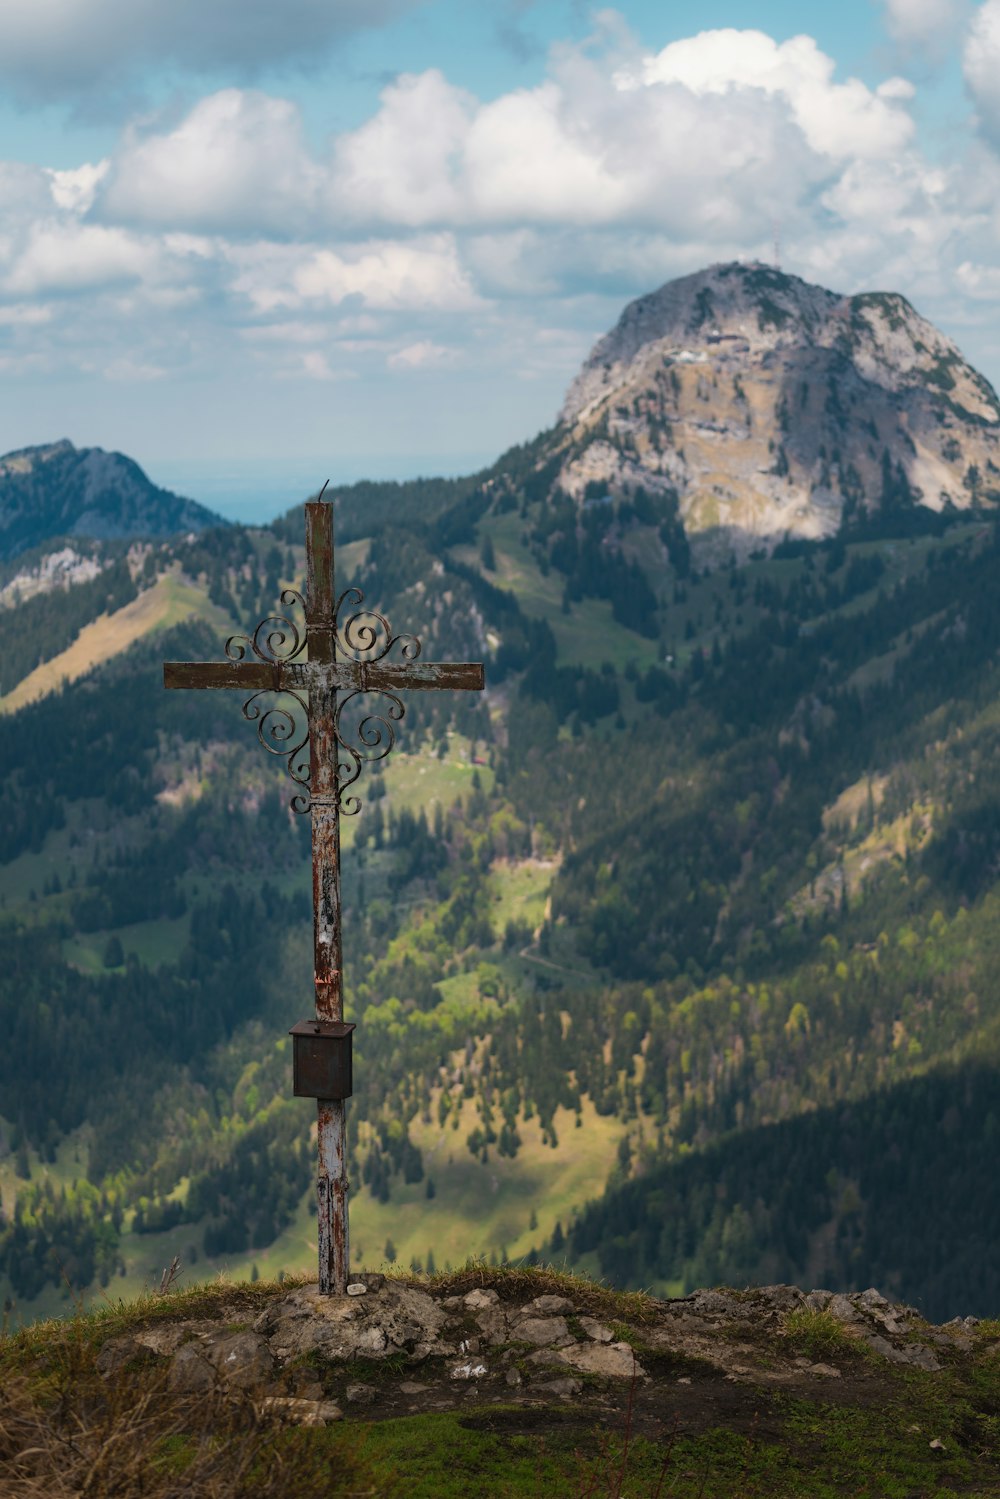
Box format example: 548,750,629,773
0,0,997,522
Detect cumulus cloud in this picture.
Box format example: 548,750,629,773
965,0,1000,146
102,90,322,236
642,30,914,159
4,224,161,296
0,0,420,102
330,71,474,229
293,237,482,312
4,17,1000,418
227,234,482,314
883,0,967,51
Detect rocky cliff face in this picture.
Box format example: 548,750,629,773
553,262,1000,558
0,440,222,561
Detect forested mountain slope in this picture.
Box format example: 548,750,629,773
0,440,221,561
5,270,1000,1323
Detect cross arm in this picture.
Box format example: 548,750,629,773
163,660,484,694
363,661,484,692
163,661,290,692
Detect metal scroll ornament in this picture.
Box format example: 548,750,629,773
225,589,307,666
332,587,420,816
222,584,422,815
227,589,311,813
243,690,311,815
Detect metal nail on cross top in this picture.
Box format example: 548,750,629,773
163,490,485,1294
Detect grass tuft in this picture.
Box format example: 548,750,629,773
406,1258,661,1325
0,1300,383,1498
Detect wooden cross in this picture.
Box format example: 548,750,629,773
163,495,484,1292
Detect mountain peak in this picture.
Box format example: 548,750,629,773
553,262,1000,557
0,441,224,561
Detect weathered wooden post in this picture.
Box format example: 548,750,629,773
164,492,484,1291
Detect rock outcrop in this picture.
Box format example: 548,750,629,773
546,262,1000,559
91,1274,985,1431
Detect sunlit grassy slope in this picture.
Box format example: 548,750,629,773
0,570,229,715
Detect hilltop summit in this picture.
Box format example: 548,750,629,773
0,440,222,561
552,262,1000,556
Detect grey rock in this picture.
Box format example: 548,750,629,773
554,1341,644,1379
95,1336,150,1378
808,1363,841,1378
751,1285,804,1311
259,1397,342,1425
96,1320,218,1377
860,1332,940,1371
168,1342,216,1394
463,1289,500,1310
473,1305,507,1343
345,1383,377,1406
346,1283,368,1297
825,1294,862,1325
687,1289,744,1317
525,1295,574,1315
516,1316,571,1347
292,1380,325,1401
855,1287,890,1310
538,1377,582,1397
899,1344,941,1372
260,1282,447,1365
505,1367,523,1387
139,1321,218,1356
579,1317,613,1344
441,1296,465,1311
400,1382,430,1394
207,1330,274,1389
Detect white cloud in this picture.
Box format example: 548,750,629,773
0,0,420,102
78,27,922,257
965,1,1000,146
3,15,1000,430
330,71,474,228
4,223,160,295
642,30,914,159
102,91,321,235
291,237,482,312
387,339,454,368
47,161,109,214
883,0,967,50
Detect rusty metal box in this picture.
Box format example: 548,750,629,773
289,1020,356,1099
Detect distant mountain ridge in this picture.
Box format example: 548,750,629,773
0,440,223,561
546,261,1000,558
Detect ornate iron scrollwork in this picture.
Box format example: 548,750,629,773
331,587,421,815
242,689,311,815
225,588,307,665
223,583,423,815
227,590,312,811
333,587,420,664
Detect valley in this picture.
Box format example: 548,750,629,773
4,265,1000,1331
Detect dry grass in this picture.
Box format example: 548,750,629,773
0,1291,381,1498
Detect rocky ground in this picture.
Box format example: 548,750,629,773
95,1272,967,1426
5,1268,1000,1495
